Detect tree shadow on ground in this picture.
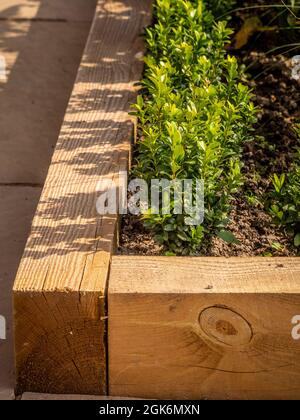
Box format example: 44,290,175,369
0,0,97,395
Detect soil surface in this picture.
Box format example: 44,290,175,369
119,0,300,257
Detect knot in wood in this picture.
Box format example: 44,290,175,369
199,306,253,347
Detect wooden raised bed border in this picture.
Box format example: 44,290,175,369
13,0,152,395
13,0,300,400
109,256,300,400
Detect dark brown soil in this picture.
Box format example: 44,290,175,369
119,1,300,257
199,196,297,257
120,215,164,255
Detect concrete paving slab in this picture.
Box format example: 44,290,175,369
0,186,42,400
0,0,96,22
0,19,92,184
0,389,15,400
0,0,96,400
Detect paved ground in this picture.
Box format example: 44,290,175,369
0,0,96,400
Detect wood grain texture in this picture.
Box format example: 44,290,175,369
109,256,300,400
13,0,152,395
21,393,143,400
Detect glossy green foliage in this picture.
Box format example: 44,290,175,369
132,0,257,254
269,126,300,245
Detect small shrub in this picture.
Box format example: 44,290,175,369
132,0,257,254
268,126,300,246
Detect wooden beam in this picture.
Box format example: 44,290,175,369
13,0,152,395
109,256,300,400
21,393,142,400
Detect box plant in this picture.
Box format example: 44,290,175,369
128,0,300,256
131,0,256,254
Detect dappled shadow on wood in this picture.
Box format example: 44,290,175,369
18,0,151,266
13,0,153,398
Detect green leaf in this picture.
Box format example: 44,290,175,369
272,173,286,193
177,231,189,242
271,242,283,251
217,230,239,244
173,144,185,161
136,95,144,108
155,234,165,244
164,251,176,256
262,252,273,257
164,224,175,232
294,233,300,247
